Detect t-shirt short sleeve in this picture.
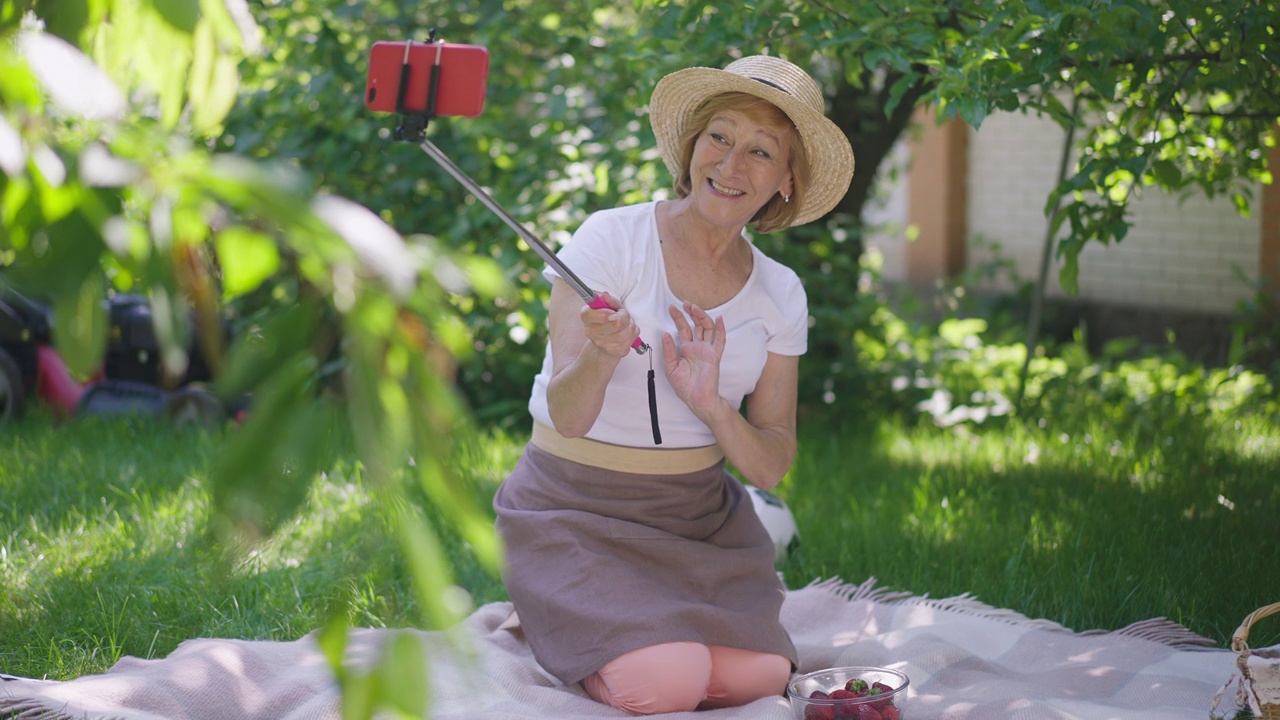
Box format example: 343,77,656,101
761,257,809,357
541,211,639,300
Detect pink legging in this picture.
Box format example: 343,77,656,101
581,642,791,715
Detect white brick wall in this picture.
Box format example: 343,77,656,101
861,141,910,280
963,111,1262,314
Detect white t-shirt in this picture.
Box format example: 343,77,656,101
528,202,808,449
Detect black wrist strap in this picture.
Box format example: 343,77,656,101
647,355,662,445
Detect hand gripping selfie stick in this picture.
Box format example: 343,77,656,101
379,33,662,444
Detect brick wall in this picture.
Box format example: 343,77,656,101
964,111,1262,314
862,142,910,281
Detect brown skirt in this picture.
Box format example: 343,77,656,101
492,442,797,686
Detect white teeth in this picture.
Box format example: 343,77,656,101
710,179,745,196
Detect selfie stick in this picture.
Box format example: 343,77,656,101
391,37,649,356
389,34,661,444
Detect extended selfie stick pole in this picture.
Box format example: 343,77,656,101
415,141,638,336
390,34,661,444
393,37,647,356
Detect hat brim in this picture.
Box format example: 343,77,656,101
649,66,855,228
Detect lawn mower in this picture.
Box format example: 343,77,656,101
0,283,229,430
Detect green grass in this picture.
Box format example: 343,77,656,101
0,410,516,679
2,396,1277,681
780,413,1280,647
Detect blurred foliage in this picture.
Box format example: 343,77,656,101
837,276,1278,460
1,2,501,715
1229,277,1280,383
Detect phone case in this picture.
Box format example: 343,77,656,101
365,41,489,117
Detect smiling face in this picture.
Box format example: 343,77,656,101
687,110,794,229
672,93,806,233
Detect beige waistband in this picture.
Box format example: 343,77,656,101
530,422,725,475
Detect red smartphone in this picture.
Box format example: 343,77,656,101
365,41,489,117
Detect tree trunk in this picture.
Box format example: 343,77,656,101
818,73,933,260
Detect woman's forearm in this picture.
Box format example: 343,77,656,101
700,399,796,490
545,340,623,437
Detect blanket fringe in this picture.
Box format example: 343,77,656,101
907,592,1074,632
804,576,915,604
1084,617,1219,650
806,576,1064,629
807,576,1219,650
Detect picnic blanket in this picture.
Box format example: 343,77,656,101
1,577,1247,720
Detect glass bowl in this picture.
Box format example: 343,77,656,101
787,666,909,720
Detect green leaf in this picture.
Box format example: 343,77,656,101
394,505,464,629
1150,159,1181,188
128,1,195,128
198,0,252,45
957,95,988,129
214,301,319,398
378,633,428,716
939,318,988,346
51,270,107,378
1081,64,1117,102
1,1,27,32
150,0,199,33
456,256,508,299
188,21,241,135
1058,251,1079,296
316,615,349,673
0,46,42,106
1030,93,1071,124
884,72,917,119
594,162,610,196
2,177,34,240
214,226,280,298
339,667,378,720
33,0,89,44
210,354,336,539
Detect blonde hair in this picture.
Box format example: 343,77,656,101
670,92,810,233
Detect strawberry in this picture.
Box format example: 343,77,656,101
821,689,858,719
854,705,882,720
880,707,900,720
845,678,869,695
867,682,895,710
809,690,831,700
804,704,836,720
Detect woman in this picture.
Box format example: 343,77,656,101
494,55,855,715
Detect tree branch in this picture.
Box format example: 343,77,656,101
807,0,852,25
1058,50,1221,69
1173,1,1213,62
1181,109,1280,120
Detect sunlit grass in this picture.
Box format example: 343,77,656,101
779,411,1280,649
1,411,408,679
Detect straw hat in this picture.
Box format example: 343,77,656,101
649,55,855,227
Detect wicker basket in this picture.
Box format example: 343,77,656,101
1213,602,1280,720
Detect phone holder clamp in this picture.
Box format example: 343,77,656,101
392,29,442,143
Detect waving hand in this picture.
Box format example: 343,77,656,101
662,301,726,422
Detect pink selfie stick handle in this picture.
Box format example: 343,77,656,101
588,293,647,352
